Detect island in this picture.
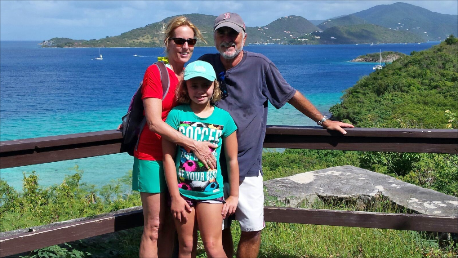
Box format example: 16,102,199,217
350,51,406,63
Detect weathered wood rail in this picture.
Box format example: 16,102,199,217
1,126,457,257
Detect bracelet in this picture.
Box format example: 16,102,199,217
317,115,328,126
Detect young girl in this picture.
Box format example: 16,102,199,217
162,60,239,258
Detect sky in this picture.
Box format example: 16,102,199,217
1,0,457,41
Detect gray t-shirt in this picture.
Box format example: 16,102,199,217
199,51,296,180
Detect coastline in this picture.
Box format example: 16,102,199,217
1,41,440,191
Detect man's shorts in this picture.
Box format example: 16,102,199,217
223,172,265,232
132,158,167,193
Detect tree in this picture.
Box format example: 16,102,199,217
445,34,457,45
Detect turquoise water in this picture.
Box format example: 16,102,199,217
0,41,440,191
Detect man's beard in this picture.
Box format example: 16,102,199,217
219,40,244,60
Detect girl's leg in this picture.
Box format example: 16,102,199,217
174,206,197,258
196,203,227,258
139,193,174,258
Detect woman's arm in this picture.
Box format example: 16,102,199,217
144,97,216,169
221,131,239,219
162,137,191,223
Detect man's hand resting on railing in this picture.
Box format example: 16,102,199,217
322,120,354,135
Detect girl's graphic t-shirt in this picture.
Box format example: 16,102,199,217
165,105,237,200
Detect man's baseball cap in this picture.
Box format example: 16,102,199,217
184,61,216,82
214,12,246,33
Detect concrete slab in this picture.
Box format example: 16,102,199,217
264,165,458,217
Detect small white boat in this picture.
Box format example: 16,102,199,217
95,48,103,60
373,50,383,70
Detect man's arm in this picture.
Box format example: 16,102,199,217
288,90,354,134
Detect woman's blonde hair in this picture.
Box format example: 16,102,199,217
176,79,222,105
163,16,206,48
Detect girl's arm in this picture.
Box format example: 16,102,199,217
143,97,217,169
162,137,192,223
221,131,239,219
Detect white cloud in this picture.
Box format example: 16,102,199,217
1,0,456,41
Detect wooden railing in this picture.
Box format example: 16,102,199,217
1,126,457,257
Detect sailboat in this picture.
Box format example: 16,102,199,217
373,49,382,70
95,48,103,60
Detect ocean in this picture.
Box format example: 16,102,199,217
0,41,439,191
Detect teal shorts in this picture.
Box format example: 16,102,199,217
132,158,167,193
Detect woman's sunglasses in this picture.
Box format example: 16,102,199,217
169,38,197,46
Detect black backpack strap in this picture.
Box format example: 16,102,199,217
154,61,170,100
134,61,170,152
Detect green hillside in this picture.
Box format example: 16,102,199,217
42,14,216,48
316,24,424,44
317,15,369,30
330,35,458,129
353,2,458,41
42,4,443,48
328,36,458,198
40,3,457,48
266,15,319,40
246,15,320,44
42,14,323,47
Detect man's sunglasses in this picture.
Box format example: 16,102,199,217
169,38,197,46
216,28,240,38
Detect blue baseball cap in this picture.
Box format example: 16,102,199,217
184,61,216,81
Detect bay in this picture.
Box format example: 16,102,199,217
0,41,439,190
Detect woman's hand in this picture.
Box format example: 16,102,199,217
192,141,218,170
221,196,238,219
171,196,192,223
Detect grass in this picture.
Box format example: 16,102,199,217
14,219,456,258
11,192,457,258
258,223,457,258
3,149,457,258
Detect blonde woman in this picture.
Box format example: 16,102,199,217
132,17,216,258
